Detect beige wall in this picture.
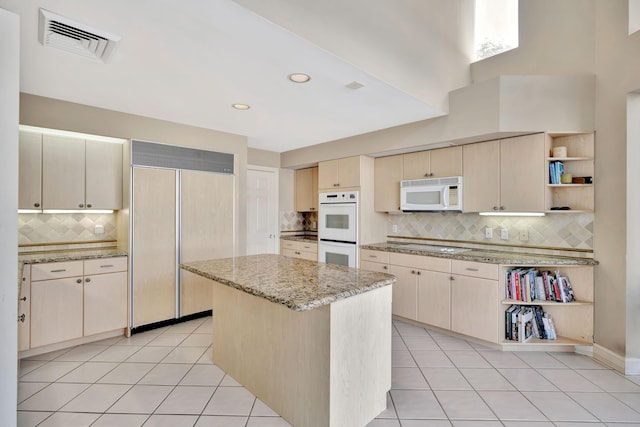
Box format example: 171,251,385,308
248,148,280,168
20,93,249,255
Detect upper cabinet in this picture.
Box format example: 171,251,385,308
402,146,462,180
20,130,123,211
374,154,403,213
463,134,545,213
318,156,361,189
545,133,594,213
295,167,318,212
19,131,43,210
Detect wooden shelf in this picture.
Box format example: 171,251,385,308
546,157,593,161
501,299,592,307
501,336,591,348
547,184,593,188
546,209,593,214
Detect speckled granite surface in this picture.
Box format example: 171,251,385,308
280,235,318,243
19,248,128,264
180,254,395,311
361,242,598,266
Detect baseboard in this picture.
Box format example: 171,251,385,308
592,343,640,374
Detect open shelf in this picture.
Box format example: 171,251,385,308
501,299,592,307
501,336,592,349
547,157,593,161
547,184,593,188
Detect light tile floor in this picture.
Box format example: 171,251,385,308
17,317,640,427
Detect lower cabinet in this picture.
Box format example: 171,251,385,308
280,240,318,261
26,256,128,351
450,260,500,344
417,270,451,330
387,265,418,320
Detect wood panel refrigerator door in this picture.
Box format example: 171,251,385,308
132,167,177,327
180,171,234,316
246,168,278,256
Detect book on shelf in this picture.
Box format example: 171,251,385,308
505,268,576,303
505,304,557,341
549,161,564,184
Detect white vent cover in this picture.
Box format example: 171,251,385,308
38,9,121,63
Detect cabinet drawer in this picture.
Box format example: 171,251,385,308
389,252,450,273
361,249,389,264
84,256,128,275
451,260,498,280
281,240,317,253
31,260,83,281
360,260,389,273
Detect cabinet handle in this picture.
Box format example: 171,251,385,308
310,207,315,211
465,268,479,272
416,271,422,275
369,255,377,258
50,269,66,273
500,206,505,211
493,206,499,211
333,183,339,187
78,203,84,208
18,314,25,323
100,264,114,268
86,203,93,208
19,296,26,302
34,202,40,208
76,278,82,284
450,276,455,281
411,270,416,274
295,251,301,255
383,266,388,270
85,278,91,283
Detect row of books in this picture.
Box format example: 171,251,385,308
506,268,575,303
505,305,557,342
549,161,565,184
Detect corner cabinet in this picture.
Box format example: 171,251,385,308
463,134,545,213
545,132,594,213
295,167,319,212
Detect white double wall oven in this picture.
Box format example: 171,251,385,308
318,191,359,268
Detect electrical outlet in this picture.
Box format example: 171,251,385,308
392,224,398,233
94,224,105,235
500,228,509,240
519,229,529,241
485,227,493,239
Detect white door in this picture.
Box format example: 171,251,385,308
246,167,278,255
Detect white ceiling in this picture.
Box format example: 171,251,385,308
1,0,470,153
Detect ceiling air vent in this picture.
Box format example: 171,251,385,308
38,9,121,63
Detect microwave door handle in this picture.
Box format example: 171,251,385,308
442,187,449,207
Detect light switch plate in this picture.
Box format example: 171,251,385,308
94,224,105,235
485,227,493,239
500,228,509,240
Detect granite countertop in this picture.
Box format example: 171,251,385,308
19,248,128,264
180,254,395,311
361,242,598,266
280,234,318,243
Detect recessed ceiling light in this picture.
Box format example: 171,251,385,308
232,103,250,110
288,73,311,83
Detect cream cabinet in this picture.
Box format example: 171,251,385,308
450,260,500,343
402,146,462,180
360,249,390,273
374,155,403,212
28,257,128,350
41,134,123,210
280,239,318,261
318,156,361,189
19,131,43,210
463,134,545,213
295,167,319,212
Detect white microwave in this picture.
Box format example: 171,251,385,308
400,176,463,212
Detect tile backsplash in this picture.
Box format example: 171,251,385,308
18,213,118,245
280,211,318,232
387,212,593,251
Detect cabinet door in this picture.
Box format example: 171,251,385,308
429,146,462,178
132,167,177,327
387,265,417,320
84,271,128,336
462,140,500,212
180,171,234,316
450,274,499,343
337,156,360,188
85,140,123,209
318,159,338,189
42,134,86,209
31,277,83,348
500,134,545,212
402,151,430,180
374,155,403,212
295,168,315,212
417,270,451,330
19,131,42,210
311,167,319,211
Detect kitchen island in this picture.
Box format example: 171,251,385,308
180,254,396,427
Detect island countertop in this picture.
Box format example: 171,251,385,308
180,254,396,312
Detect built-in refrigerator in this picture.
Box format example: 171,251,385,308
129,140,234,329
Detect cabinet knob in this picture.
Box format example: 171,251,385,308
18,314,25,323
85,278,91,283
76,278,82,284
34,202,40,208
86,203,93,208
19,296,26,302
310,207,315,211
411,270,416,274
450,276,455,281
334,183,339,187
493,206,499,211
78,203,84,208
416,271,421,275
500,206,505,211
383,266,388,270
